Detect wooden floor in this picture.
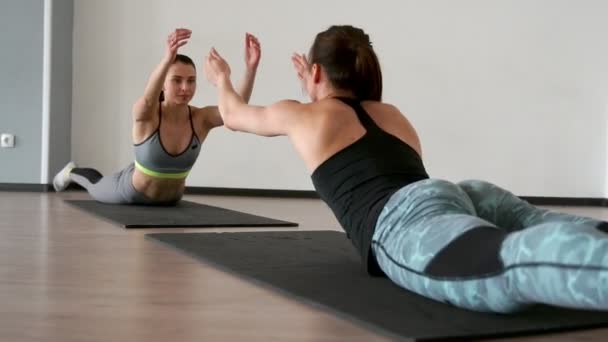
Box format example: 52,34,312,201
2,191,608,342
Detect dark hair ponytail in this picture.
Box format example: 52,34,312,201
309,25,382,101
354,43,382,101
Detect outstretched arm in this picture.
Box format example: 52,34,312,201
204,48,302,137
201,33,262,129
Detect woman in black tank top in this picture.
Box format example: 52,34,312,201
204,25,608,313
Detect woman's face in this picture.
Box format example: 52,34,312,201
163,62,197,104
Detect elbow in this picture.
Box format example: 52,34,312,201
132,98,155,122
142,96,157,109
222,112,238,131
224,123,237,131
134,97,155,112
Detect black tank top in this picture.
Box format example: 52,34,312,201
311,97,429,275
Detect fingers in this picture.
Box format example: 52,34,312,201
168,32,191,42
291,52,310,81
168,39,188,54
210,47,225,62
291,53,302,64
172,28,191,39
203,55,217,85
291,53,307,70
204,48,231,82
204,53,216,70
250,35,260,48
175,28,192,35
246,32,259,43
204,54,213,71
167,28,192,47
168,37,190,53
245,33,261,50
292,52,308,64
207,48,227,69
210,47,219,59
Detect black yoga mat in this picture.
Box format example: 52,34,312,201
65,200,298,228
146,230,608,341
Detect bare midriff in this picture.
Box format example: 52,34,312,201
132,168,186,202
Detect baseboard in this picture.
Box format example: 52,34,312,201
0,183,54,192
1,183,607,207
185,186,319,199
519,196,608,207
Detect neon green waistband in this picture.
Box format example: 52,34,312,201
134,160,190,179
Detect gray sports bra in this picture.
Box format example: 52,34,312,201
134,105,201,179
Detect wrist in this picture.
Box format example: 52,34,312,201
161,53,175,65
217,74,231,88
245,65,258,76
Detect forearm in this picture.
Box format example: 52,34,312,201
217,75,247,120
235,68,257,103
142,58,172,105
214,74,296,136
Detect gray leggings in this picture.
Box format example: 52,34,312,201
372,178,608,313
69,163,178,205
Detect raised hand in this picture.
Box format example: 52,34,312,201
165,28,192,63
204,48,232,86
291,53,310,86
244,33,261,71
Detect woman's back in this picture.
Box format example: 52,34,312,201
288,98,424,173
308,97,429,273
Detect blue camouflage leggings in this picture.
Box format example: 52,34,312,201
372,179,608,313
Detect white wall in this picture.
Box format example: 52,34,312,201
73,0,608,196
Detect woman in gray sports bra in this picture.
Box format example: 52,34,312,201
52,28,262,205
